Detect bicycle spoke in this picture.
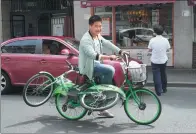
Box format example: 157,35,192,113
23,73,54,107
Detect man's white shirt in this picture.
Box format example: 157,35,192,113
148,35,171,64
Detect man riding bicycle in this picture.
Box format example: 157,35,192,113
79,15,126,118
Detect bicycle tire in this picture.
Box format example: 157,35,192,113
55,94,87,120
23,73,54,107
124,88,162,125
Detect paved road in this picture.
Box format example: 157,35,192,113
1,87,196,133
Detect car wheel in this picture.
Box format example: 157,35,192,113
1,71,12,94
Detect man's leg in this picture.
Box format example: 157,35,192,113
160,62,167,93
151,62,162,96
94,62,115,118
94,63,115,84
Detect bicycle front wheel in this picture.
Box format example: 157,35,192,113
23,73,54,107
124,88,162,125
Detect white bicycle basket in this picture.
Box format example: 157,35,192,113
127,61,147,83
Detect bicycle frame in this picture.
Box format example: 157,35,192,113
38,53,145,106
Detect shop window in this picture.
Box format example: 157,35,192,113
115,4,173,49
94,3,174,66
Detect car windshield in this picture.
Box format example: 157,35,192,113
64,38,80,50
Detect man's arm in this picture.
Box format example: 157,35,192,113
80,39,112,61
99,35,121,55
166,39,171,50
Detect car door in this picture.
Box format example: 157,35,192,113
37,39,78,82
1,39,42,84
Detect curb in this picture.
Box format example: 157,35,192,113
146,81,196,88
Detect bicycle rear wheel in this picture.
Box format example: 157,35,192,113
80,90,119,111
23,73,54,107
124,88,162,125
55,93,87,120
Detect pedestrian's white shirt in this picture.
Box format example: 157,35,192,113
148,35,171,64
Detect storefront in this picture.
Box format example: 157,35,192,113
81,0,175,66
1,0,74,41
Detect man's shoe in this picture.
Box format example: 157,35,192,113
156,93,161,96
98,110,114,118
162,89,167,93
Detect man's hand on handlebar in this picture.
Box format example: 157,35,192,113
121,51,130,57
109,51,130,61
99,51,130,61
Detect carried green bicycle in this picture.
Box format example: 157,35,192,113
23,53,162,125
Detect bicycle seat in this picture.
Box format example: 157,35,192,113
74,66,101,84
79,74,101,84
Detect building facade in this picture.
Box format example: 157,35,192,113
0,0,196,68
0,0,74,42
74,0,196,68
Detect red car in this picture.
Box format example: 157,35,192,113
1,36,143,94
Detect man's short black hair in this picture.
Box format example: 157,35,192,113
153,24,163,35
89,15,102,25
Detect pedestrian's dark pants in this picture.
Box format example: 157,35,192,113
151,62,167,96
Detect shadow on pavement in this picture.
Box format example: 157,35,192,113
5,115,154,133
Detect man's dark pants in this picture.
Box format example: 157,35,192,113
151,62,167,96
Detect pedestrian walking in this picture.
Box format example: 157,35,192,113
148,24,171,96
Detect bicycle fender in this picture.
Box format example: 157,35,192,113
52,82,75,97
52,86,66,96
38,71,55,81
79,84,126,100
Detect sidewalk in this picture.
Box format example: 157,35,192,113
146,67,196,87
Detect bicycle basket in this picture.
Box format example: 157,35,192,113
128,64,147,83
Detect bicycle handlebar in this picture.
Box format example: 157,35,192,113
116,53,130,67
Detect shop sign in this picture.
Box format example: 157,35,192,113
101,18,110,36
52,24,64,36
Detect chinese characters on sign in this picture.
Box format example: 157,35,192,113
52,24,63,36
101,18,110,36
152,10,159,25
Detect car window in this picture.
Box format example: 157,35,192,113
42,39,69,55
119,31,129,39
146,30,153,36
64,38,80,50
136,29,144,35
1,39,40,54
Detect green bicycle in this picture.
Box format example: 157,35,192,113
23,53,162,125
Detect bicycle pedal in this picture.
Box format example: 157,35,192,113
88,111,92,115
120,100,125,108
